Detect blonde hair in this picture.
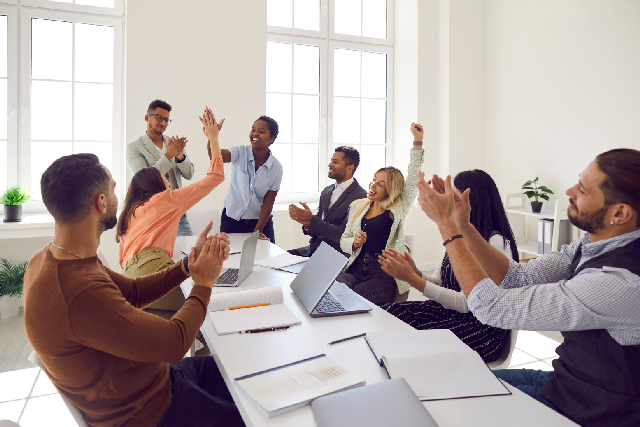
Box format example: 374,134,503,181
350,167,405,225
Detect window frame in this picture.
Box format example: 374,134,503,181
21,0,124,17
19,8,124,211
0,5,18,192
267,0,394,203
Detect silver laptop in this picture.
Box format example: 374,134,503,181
312,377,439,427
290,242,372,317
214,231,259,286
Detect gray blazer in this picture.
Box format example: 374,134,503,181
297,179,367,256
126,133,195,190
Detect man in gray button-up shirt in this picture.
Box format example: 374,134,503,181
126,99,195,235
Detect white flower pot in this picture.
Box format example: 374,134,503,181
0,295,21,320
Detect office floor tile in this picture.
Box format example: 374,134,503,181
18,394,78,427
31,370,58,398
514,330,560,360
0,399,26,423
507,349,538,368
0,368,39,403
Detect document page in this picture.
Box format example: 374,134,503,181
209,286,284,312
235,354,365,417
209,304,301,335
255,253,308,269
382,352,510,400
365,330,472,364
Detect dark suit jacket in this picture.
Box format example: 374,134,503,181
295,179,367,257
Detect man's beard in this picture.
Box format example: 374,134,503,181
567,199,608,234
101,198,118,231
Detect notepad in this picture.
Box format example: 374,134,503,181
365,330,511,401
208,287,301,335
255,253,308,270
235,354,365,418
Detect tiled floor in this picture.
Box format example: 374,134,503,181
0,300,563,426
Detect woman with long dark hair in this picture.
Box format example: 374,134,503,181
379,169,518,363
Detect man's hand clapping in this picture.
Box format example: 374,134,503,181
289,202,314,228
188,236,229,289
166,136,187,160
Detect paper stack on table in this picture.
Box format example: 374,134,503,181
208,287,301,335
366,330,511,401
235,354,365,418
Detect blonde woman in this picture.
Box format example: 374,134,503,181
337,123,424,305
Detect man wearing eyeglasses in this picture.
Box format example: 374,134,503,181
126,99,195,236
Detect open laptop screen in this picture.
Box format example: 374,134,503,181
289,242,349,313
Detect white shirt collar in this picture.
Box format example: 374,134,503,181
334,176,354,191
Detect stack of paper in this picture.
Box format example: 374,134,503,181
235,354,365,418
366,330,511,401
255,253,308,270
208,287,301,335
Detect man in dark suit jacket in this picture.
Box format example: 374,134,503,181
289,146,367,257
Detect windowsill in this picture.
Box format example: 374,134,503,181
0,213,56,240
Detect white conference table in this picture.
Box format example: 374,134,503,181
174,234,577,427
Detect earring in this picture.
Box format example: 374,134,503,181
610,221,615,225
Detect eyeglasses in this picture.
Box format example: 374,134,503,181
148,114,171,124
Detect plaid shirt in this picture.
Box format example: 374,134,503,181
467,228,640,345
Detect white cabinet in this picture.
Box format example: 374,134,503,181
503,193,571,257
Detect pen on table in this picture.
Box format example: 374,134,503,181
328,333,367,346
240,326,290,334
228,303,269,310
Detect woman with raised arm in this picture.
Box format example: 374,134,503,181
207,116,283,243
379,170,519,363
336,123,425,306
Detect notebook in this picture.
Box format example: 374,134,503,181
365,330,511,401
208,287,301,335
312,377,439,427
235,354,365,418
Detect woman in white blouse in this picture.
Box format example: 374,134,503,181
380,169,519,363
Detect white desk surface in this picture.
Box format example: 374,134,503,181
175,234,577,427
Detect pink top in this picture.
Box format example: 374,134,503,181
119,152,224,268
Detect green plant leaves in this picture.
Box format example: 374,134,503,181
0,187,32,206
0,258,28,298
522,179,553,200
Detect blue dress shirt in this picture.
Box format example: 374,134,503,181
223,145,283,220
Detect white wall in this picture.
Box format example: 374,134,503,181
485,0,640,200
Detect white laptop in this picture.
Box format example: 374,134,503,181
214,231,259,287
290,242,372,317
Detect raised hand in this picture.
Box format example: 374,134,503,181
199,107,225,141
410,123,424,141
353,229,367,250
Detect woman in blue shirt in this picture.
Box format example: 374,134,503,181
207,113,282,242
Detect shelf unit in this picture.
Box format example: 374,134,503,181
503,193,570,257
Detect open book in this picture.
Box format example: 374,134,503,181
208,287,301,335
255,253,308,272
366,330,511,401
235,354,365,418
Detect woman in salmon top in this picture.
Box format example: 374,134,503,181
116,108,225,325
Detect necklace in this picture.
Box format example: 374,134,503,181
51,239,84,259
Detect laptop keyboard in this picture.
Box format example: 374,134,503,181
315,292,346,313
215,268,239,285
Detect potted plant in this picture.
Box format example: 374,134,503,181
522,178,554,213
0,258,28,320
1,186,32,222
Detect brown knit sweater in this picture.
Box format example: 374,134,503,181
24,245,212,427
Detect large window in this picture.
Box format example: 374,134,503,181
267,0,393,200
1,1,122,209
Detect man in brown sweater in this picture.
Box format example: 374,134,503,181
24,153,244,426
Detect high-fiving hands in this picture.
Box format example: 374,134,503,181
199,107,225,141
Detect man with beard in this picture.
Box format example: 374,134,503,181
288,146,367,257
127,99,195,236
387,148,639,426
22,154,244,426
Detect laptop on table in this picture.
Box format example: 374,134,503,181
214,231,259,286
290,242,372,317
